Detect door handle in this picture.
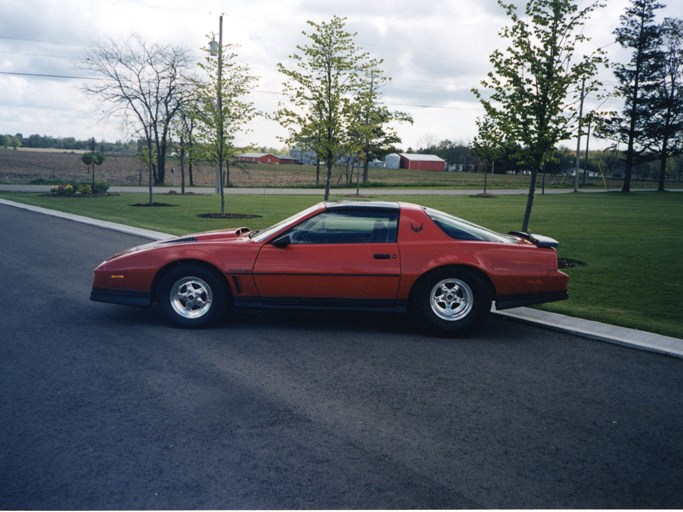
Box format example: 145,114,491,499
373,253,391,260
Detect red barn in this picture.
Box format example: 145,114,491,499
239,152,280,164
239,153,298,165
400,153,446,171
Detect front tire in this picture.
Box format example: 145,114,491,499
156,264,228,328
411,268,492,336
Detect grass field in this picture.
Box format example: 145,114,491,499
1,147,671,190
1,189,681,339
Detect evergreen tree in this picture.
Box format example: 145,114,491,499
644,17,683,191
598,0,665,192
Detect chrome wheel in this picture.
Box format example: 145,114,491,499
412,268,491,336
429,278,474,322
157,263,228,328
169,276,213,320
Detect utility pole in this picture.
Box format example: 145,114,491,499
90,137,96,192
214,14,224,200
574,79,586,193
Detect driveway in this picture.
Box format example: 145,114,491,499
1,204,683,509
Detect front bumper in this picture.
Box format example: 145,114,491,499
90,288,152,307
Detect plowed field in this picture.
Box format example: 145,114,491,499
0,149,327,188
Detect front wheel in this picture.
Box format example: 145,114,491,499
156,264,228,328
411,268,492,336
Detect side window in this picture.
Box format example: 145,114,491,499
424,207,510,243
288,210,398,244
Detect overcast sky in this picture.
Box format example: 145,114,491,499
1,0,682,151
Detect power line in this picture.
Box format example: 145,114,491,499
0,71,99,80
0,35,87,48
386,101,482,112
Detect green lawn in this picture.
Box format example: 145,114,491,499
2,190,681,339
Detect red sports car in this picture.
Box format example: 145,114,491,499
90,201,568,335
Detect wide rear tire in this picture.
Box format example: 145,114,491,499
411,268,492,336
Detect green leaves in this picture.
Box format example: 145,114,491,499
473,0,605,230
598,0,683,192
194,38,259,166
475,0,604,167
81,152,105,167
276,16,407,199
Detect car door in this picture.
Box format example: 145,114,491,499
253,208,400,302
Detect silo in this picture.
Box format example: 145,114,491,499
385,153,400,170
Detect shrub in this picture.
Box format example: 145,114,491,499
49,181,109,196
93,180,110,194
50,183,75,196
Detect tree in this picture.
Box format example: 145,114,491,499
194,19,258,214
643,17,683,191
170,91,206,192
276,16,371,201
473,0,605,231
1,134,21,149
83,35,193,203
81,139,105,193
169,105,198,194
598,0,665,192
472,116,507,191
427,139,474,171
349,65,412,183
472,116,507,194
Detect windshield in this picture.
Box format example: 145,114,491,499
250,203,322,243
424,207,515,243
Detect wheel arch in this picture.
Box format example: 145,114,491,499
408,264,496,306
151,259,232,305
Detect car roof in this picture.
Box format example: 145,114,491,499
324,201,401,212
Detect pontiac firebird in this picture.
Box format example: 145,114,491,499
90,201,568,335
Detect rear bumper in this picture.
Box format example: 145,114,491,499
90,288,152,307
495,290,568,310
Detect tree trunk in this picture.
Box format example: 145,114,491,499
156,140,167,185
219,161,225,215
623,138,634,193
157,157,165,185
658,136,668,192
324,161,333,201
658,156,667,191
180,148,186,195
521,168,539,232
148,164,154,206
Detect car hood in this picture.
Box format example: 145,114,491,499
159,226,252,244
103,227,252,262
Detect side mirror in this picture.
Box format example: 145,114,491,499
272,234,291,248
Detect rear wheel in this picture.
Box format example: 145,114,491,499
411,268,491,336
156,264,228,328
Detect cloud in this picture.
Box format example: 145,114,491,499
1,0,682,149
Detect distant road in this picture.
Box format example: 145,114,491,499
0,183,645,195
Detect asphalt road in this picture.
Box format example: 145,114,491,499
1,203,683,509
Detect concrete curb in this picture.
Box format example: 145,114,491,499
0,198,173,241
494,307,683,359
3,197,682,359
